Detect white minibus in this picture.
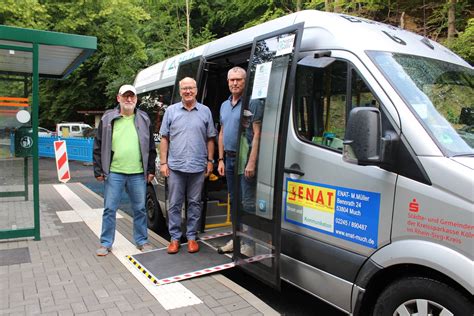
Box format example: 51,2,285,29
135,10,473,315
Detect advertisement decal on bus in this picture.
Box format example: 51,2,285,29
285,179,380,248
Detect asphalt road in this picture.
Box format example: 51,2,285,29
36,157,96,185
36,157,345,316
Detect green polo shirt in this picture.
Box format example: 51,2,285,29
110,115,143,174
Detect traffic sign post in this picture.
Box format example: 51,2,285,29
54,140,71,183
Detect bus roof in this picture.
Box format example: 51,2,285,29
134,10,470,94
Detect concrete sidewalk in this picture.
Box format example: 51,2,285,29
0,182,278,315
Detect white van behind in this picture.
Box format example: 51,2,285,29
56,122,92,137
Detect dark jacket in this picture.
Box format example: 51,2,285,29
93,106,157,178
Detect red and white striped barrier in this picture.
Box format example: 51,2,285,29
159,263,235,285
54,140,70,183
199,231,232,240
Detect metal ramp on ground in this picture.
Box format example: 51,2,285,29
127,233,234,285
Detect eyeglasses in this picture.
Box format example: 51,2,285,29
180,86,196,91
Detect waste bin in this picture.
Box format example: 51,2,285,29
14,126,33,157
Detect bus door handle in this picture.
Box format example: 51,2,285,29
284,164,305,176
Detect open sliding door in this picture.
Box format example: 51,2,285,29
233,23,303,289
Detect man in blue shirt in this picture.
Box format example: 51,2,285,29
216,67,246,254
159,77,216,254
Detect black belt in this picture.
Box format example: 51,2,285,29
225,151,236,157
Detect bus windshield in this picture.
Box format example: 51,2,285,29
368,51,474,156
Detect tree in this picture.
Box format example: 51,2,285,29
296,0,302,11
37,0,150,127
447,0,456,39
0,0,49,28
445,18,474,63
1,0,471,126
326,0,332,12
1,0,217,127
186,0,191,50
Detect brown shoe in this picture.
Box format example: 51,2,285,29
167,240,180,254
187,240,199,253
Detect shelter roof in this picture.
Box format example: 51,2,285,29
0,25,97,79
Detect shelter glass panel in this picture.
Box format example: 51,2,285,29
0,48,34,232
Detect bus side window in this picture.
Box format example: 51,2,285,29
294,60,379,151
351,68,379,109
295,60,347,151
139,87,172,137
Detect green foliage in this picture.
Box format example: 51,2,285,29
35,0,153,127
0,0,50,28
0,0,471,127
243,6,288,29
305,0,392,19
202,0,271,36
1,0,217,127
425,0,471,40
444,18,474,64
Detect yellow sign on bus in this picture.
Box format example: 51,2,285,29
287,181,336,213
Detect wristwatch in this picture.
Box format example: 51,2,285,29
208,159,215,163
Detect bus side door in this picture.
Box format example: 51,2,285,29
233,23,304,289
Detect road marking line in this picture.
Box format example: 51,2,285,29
56,210,82,223
57,209,123,223
199,231,232,240
53,184,202,310
75,183,169,246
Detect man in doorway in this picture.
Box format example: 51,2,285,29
159,77,216,254
239,98,264,211
94,84,157,256
216,66,246,254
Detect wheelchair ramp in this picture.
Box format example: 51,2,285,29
127,239,234,286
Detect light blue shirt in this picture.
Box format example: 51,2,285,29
160,102,216,173
219,95,242,152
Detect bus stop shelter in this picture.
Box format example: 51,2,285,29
0,25,96,240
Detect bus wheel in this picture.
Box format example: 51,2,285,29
372,277,473,316
146,185,167,235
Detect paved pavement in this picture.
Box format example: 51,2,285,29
0,180,278,315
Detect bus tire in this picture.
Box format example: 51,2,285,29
146,185,167,235
372,276,473,316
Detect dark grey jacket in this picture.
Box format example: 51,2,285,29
93,106,157,178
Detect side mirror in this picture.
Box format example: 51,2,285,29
343,107,382,165
459,107,473,125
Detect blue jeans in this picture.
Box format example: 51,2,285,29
225,156,236,219
240,174,256,214
100,172,147,248
167,169,205,241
